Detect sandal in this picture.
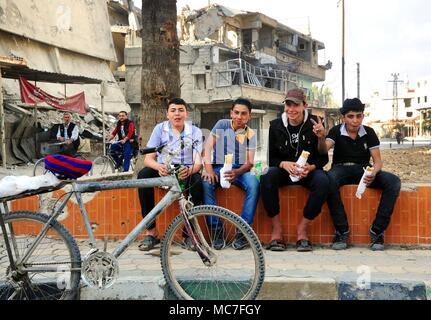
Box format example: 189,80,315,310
266,239,286,251
296,239,313,252
138,235,160,251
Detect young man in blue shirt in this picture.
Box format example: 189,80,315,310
202,98,259,250
313,98,401,251
137,98,203,251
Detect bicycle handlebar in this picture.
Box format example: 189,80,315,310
139,143,167,155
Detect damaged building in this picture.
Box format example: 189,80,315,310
125,4,331,159
0,0,131,166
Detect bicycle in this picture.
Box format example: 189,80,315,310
90,142,137,176
0,141,265,300
33,142,86,176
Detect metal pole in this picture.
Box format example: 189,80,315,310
357,62,360,99
341,0,345,103
239,49,244,84
101,82,106,156
0,68,6,168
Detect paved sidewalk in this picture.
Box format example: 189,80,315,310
79,240,431,300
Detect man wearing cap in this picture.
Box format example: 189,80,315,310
313,98,401,251
260,88,329,252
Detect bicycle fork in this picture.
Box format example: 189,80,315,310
179,198,217,267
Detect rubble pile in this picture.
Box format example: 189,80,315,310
1,103,118,165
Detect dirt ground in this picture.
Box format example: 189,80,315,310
379,146,431,183
1,145,431,183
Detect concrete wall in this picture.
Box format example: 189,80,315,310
12,185,431,246
0,0,116,62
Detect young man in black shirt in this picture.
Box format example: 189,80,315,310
313,98,401,251
260,88,329,252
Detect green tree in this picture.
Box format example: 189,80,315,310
423,111,431,133
311,85,338,108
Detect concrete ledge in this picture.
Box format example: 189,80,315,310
80,276,165,300
257,277,337,300
424,281,431,300
79,276,430,300
338,281,426,300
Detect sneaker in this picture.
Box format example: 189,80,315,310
182,236,196,251
232,232,249,250
370,229,385,251
331,230,350,250
211,226,225,250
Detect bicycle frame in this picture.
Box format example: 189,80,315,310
3,141,199,273
0,174,184,270
73,175,182,258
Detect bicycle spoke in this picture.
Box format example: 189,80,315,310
161,205,265,300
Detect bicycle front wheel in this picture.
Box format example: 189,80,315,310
33,158,46,176
0,211,81,300
89,155,115,176
161,205,265,300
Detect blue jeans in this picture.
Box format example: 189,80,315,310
203,165,259,226
111,141,132,171
327,164,401,234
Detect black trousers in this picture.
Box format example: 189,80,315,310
327,164,401,234
137,167,203,229
260,167,329,220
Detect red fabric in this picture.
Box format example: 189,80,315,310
19,77,86,114
44,155,92,179
46,156,90,174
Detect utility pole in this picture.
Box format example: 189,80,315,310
338,0,345,103
0,68,5,168
388,73,404,121
357,62,360,99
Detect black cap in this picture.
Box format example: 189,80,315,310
340,98,365,115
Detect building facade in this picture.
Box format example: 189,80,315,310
125,4,331,159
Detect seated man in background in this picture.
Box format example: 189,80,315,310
56,112,80,156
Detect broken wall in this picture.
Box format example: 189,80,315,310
0,0,116,62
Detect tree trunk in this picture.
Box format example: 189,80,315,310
137,0,180,172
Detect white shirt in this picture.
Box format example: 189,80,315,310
57,123,79,141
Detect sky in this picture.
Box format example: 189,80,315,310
134,0,431,104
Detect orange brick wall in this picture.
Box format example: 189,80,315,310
10,185,431,245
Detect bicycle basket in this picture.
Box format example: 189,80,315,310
44,154,92,179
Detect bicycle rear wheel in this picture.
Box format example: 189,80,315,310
0,211,81,300
89,155,115,176
160,205,265,300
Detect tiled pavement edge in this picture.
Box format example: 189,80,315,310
79,241,431,300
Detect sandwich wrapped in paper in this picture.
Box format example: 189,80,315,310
220,154,233,188
290,151,310,182
355,166,374,199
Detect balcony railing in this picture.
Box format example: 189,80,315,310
214,58,298,92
